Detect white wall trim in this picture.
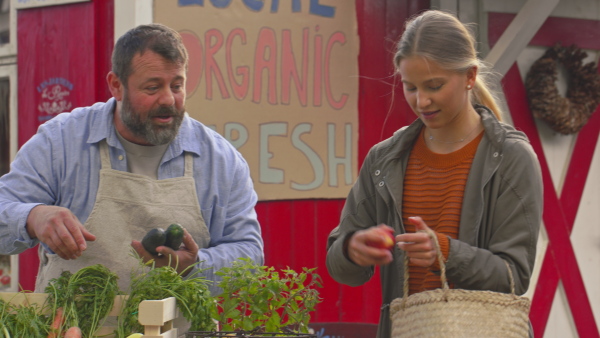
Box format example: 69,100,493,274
114,0,153,43
484,0,560,76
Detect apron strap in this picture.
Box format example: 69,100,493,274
99,140,112,169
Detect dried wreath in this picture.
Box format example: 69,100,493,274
525,43,600,134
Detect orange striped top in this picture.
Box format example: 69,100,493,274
402,128,483,295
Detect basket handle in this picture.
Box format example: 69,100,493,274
400,227,518,307
401,227,448,305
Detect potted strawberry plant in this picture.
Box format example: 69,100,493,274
187,258,322,338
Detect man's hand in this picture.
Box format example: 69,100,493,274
26,205,96,260
131,228,199,276
346,224,396,266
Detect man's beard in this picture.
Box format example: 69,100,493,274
120,92,185,146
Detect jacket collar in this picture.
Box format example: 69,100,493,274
367,105,511,234
373,105,508,167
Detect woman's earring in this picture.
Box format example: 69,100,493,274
467,84,472,90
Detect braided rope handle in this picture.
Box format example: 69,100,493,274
400,227,517,308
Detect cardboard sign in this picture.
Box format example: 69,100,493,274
155,0,359,200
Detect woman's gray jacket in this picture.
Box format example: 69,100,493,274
326,106,543,338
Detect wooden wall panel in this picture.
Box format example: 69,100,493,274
489,12,600,337
17,4,93,146
17,0,113,292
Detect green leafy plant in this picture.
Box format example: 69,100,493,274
116,257,215,337
0,297,49,337
212,258,322,333
44,264,120,338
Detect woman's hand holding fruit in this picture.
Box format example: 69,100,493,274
346,224,396,266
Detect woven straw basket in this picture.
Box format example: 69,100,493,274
390,229,531,338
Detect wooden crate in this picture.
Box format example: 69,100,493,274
0,292,179,337
137,297,178,338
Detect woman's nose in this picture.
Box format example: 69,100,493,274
416,91,431,109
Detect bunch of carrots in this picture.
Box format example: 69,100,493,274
1,258,211,337
47,308,81,338
0,264,117,338
0,301,81,338
44,264,119,338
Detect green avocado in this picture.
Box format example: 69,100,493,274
141,228,166,255
164,223,185,250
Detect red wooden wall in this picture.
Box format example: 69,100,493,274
15,0,427,326
17,0,114,291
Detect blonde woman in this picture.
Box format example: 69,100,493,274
326,10,542,337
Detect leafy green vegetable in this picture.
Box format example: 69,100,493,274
213,258,322,333
44,264,120,337
0,296,50,337
116,257,215,337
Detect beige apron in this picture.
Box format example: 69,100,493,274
36,140,210,330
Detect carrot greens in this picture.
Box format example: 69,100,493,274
0,296,49,337
116,258,215,337
44,264,119,338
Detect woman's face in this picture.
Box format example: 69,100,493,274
398,56,475,130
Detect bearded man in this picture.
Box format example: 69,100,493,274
0,24,264,296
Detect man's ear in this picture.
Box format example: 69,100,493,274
107,72,124,101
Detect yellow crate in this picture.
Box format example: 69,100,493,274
0,292,179,337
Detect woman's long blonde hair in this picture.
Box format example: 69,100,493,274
394,10,503,121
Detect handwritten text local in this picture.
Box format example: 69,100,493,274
179,0,336,18
181,26,349,109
